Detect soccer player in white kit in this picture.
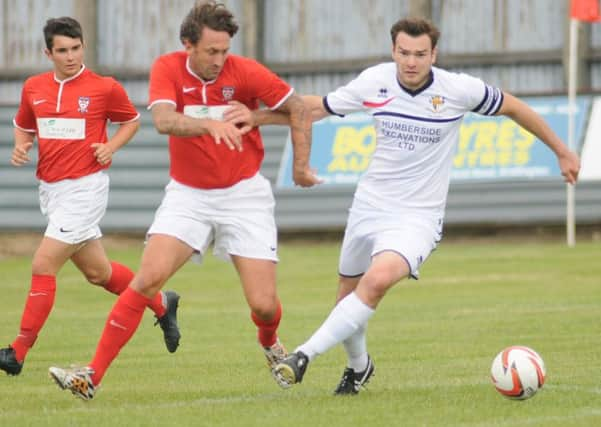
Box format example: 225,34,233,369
271,18,580,394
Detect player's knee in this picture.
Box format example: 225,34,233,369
361,272,395,300
83,268,109,286
31,255,58,276
249,298,278,321
134,266,168,293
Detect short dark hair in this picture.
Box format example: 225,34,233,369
43,17,83,50
180,1,239,45
390,18,440,49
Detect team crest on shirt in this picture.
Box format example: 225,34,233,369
429,95,445,113
77,96,90,113
222,86,235,101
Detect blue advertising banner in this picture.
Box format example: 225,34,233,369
276,96,590,188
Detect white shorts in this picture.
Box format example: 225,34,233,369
147,173,278,264
338,201,443,279
39,171,108,245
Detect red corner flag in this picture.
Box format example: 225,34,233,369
570,0,601,21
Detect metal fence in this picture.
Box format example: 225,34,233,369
1,105,600,232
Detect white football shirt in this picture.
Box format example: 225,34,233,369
324,63,503,216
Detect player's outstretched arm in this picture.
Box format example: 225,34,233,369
302,95,331,122
242,95,331,128
496,92,580,184
277,94,322,187
11,128,34,166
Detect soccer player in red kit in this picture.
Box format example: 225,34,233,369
49,2,320,400
0,17,181,377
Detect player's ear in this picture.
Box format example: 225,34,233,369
181,38,194,52
44,48,52,60
431,46,437,65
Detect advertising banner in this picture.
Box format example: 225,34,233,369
276,96,591,188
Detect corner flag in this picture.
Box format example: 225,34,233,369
570,0,601,22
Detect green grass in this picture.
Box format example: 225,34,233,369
0,239,600,426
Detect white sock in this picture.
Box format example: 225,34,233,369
343,324,369,372
296,292,374,361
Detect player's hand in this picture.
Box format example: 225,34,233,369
91,143,114,165
11,142,33,166
558,150,580,184
293,166,323,188
223,101,254,134
206,120,244,152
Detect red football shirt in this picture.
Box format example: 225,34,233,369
148,51,293,189
14,66,139,182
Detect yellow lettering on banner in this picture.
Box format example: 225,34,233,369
514,150,530,165
453,119,537,169
497,151,512,166
479,151,496,167
515,126,535,151
328,156,349,172
474,121,497,151
355,126,377,155
453,153,466,168
328,125,376,172
458,122,479,151
467,151,480,168
497,121,515,151
331,127,356,156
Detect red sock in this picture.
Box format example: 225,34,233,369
11,275,56,362
104,261,165,318
89,287,151,385
147,292,166,318
251,301,282,348
103,261,133,295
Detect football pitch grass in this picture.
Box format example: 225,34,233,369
0,238,599,426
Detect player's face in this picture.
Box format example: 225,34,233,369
185,27,231,81
45,35,84,80
392,32,437,90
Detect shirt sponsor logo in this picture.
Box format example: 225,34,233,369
183,105,229,121
37,118,86,139
78,96,90,113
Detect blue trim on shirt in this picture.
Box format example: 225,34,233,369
490,92,504,115
397,70,434,97
373,111,464,123
323,96,344,117
483,89,501,115
472,85,489,113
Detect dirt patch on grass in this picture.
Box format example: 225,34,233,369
0,232,144,260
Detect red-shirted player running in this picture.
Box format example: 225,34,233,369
49,2,320,400
0,17,181,377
